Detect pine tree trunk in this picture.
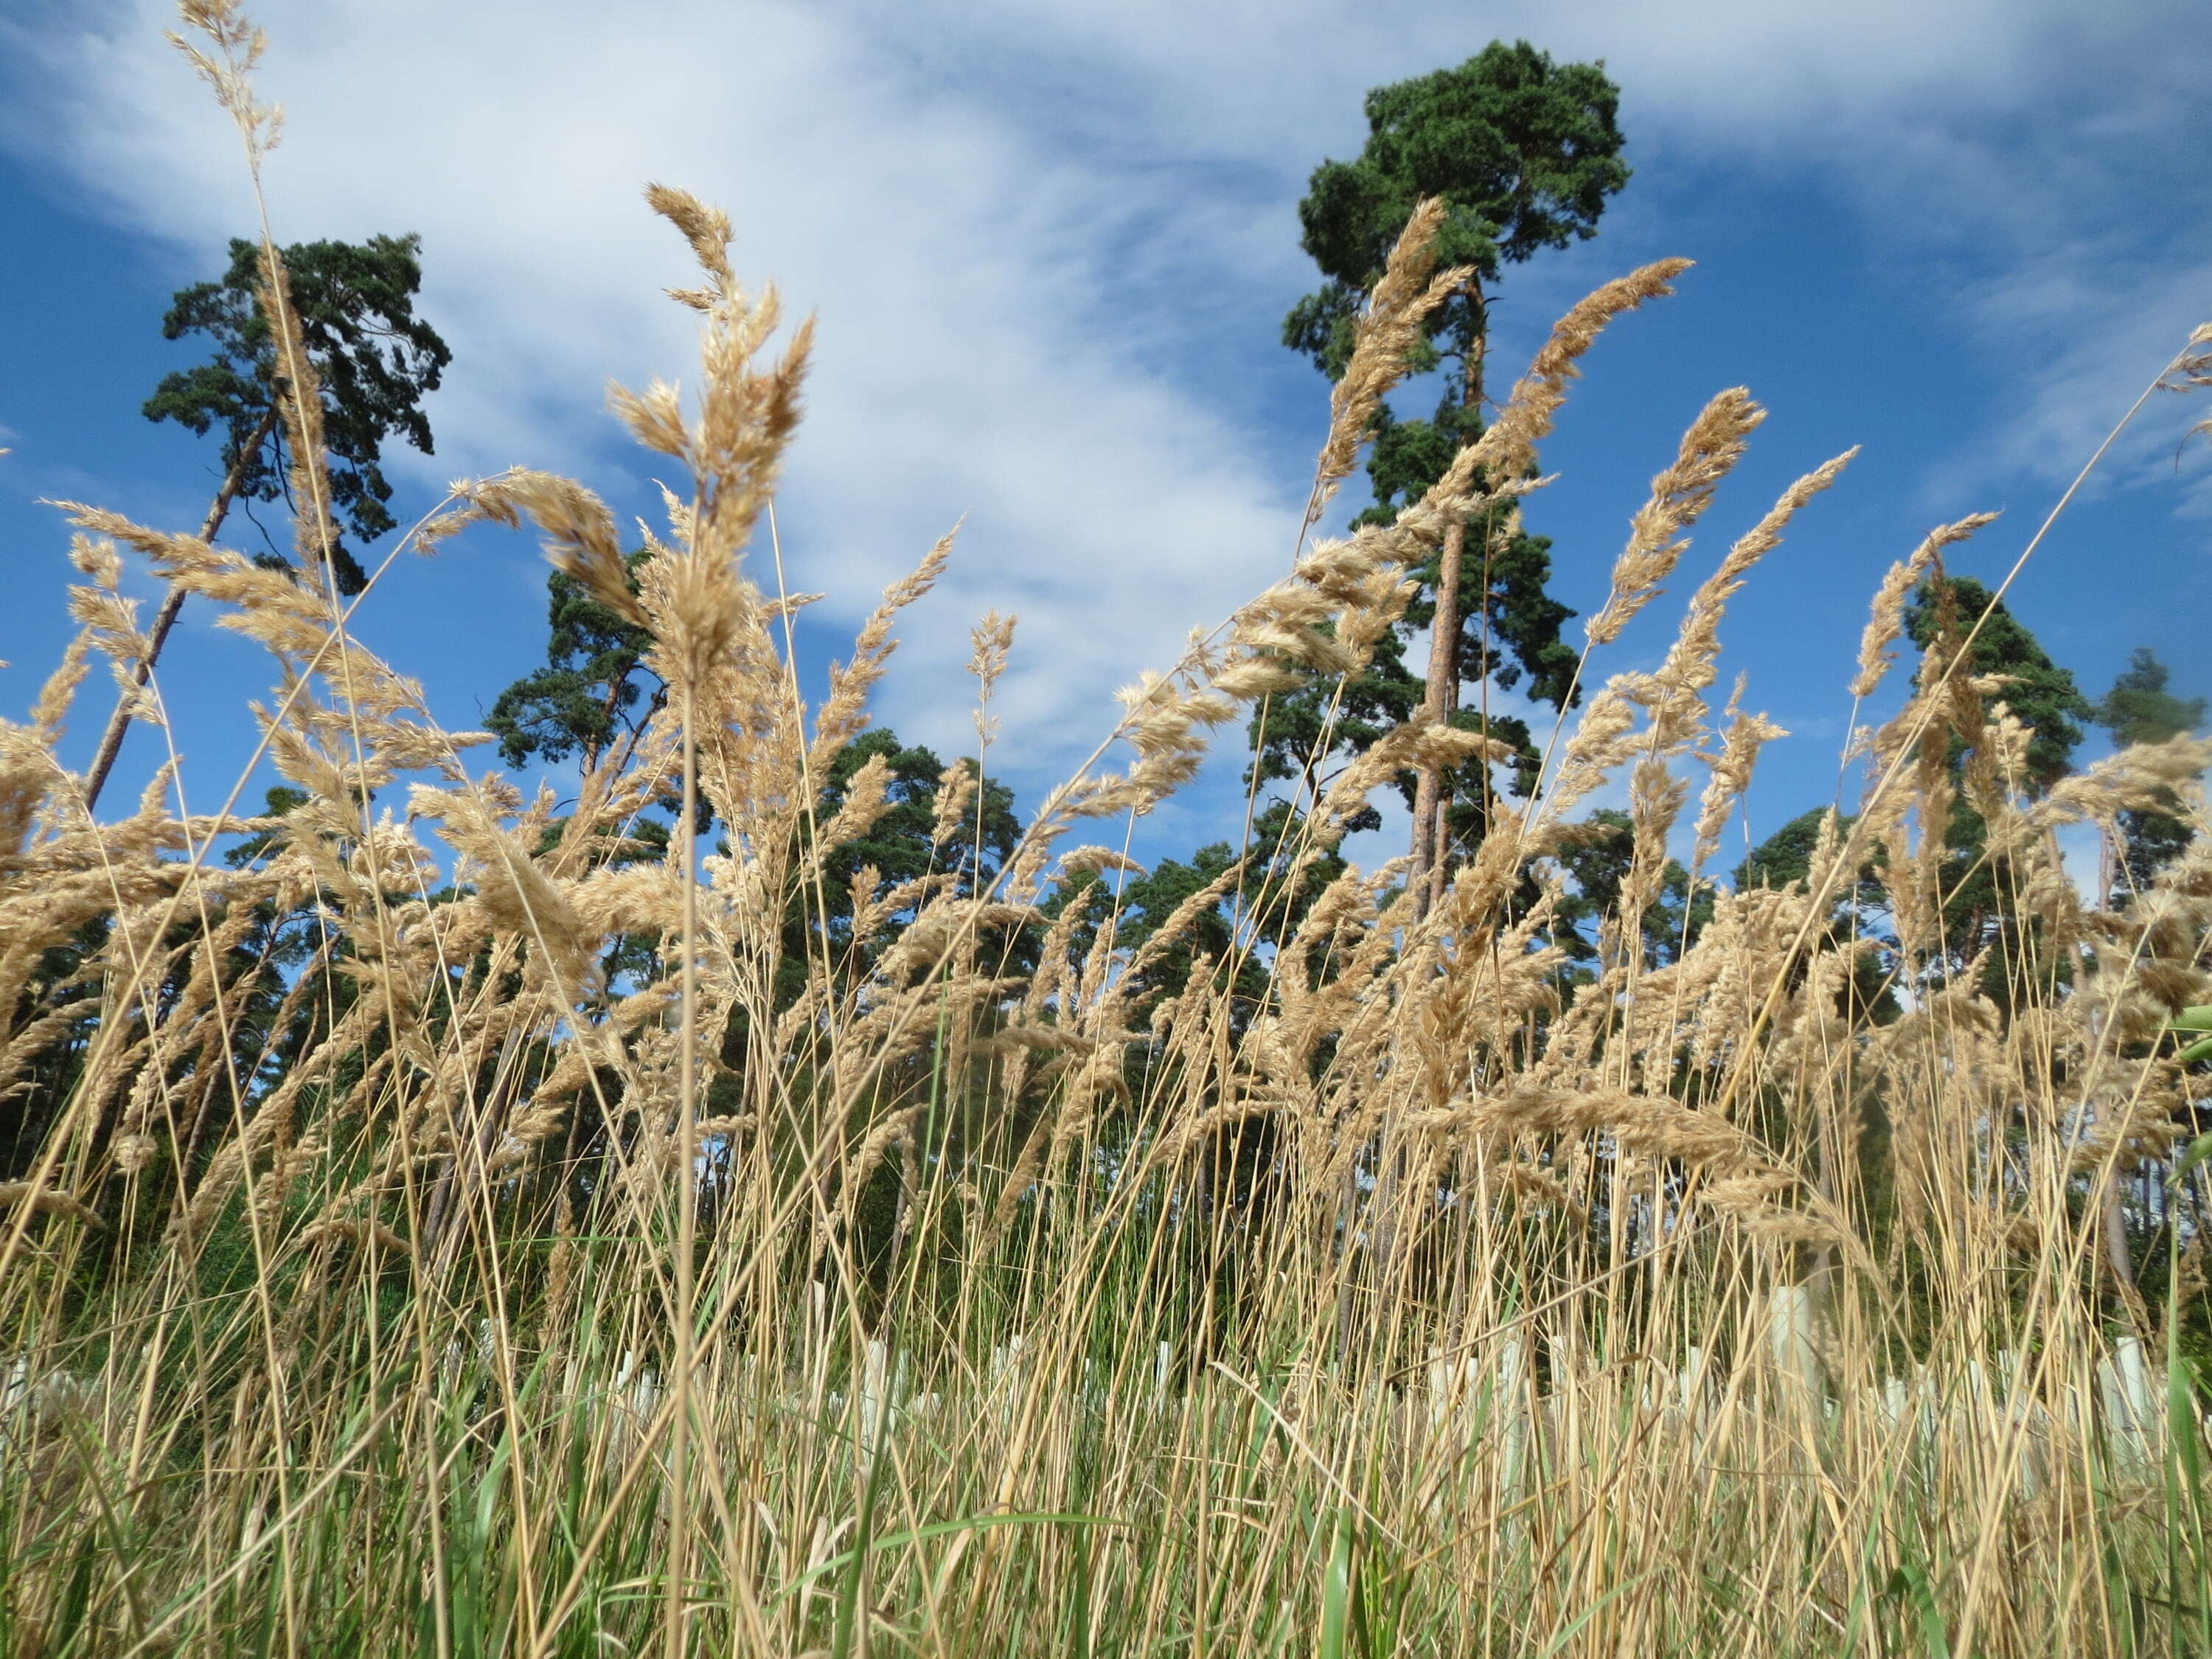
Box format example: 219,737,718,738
1405,276,1487,919
1407,516,1465,923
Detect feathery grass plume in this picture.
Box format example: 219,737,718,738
642,185,814,557
927,762,979,855
55,503,329,667
1586,387,1765,647
1849,511,2000,699
2033,733,2212,829
1015,375,1451,869
969,608,1016,750
1545,674,1643,815
407,782,597,1001
1229,573,1366,676
1427,258,1696,512
65,535,156,723
1602,756,1692,970
170,0,281,159
0,1181,105,1230
604,185,815,832
253,246,349,599
810,751,896,865
1307,196,1466,526
1057,845,1144,881
812,526,956,769
1655,448,1854,701
484,470,648,629
1040,664,1240,827
2164,320,2212,448
1690,677,1787,874
1316,714,1513,844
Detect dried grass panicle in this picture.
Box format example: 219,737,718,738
2034,735,2212,829
1057,846,1144,881
968,608,1017,745
1587,388,1765,647
485,471,647,628
1308,196,1464,521
0,1181,105,1231
1851,512,2000,700
1548,677,1642,816
808,751,894,866
1691,678,1787,874
639,184,815,563
813,527,956,769
1655,448,1854,701
1603,757,1691,967
642,182,734,305
1443,257,1696,501
170,0,280,156
2161,322,2212,454
66,537,153,689
1315,714,1512,844
929,762,978,852
1123,859,1247,987
255,249,349,597
55,504,333,664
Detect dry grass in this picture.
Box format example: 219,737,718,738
1,6,2211,1655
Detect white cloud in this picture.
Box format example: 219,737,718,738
1927,247,2212,518
3,0,2202,811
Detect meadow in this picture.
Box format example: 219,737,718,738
3,4,2211,1655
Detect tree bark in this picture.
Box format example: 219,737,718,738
1407,516,1464,924
81,404,278,814
1405,276,1488,920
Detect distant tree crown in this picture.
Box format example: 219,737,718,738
1284,41,1629,381
1904,574,2091,796
2092,647,2205,748
144,232,451,594
1254,41,1624,849
2090,647,2203,896
487,557,661,771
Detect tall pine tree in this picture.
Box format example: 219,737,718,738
1265,42,1628,907
86,233,451,810
2090,647,2205,896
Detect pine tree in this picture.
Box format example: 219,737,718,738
143,234,452,589
487,557,662,775
84,233,451,810
1265,42,1628,905
2090,647,2205,895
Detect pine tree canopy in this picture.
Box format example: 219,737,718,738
2090,647,2204,895
2092,647,2205,748
1260,42,1626,863
1904,574,2091,796
1283,40,1629,382
487,559,661,771
143,232,451,595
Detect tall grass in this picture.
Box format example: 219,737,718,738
3,6,2211,1654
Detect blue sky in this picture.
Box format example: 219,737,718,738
1,0,2207,873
